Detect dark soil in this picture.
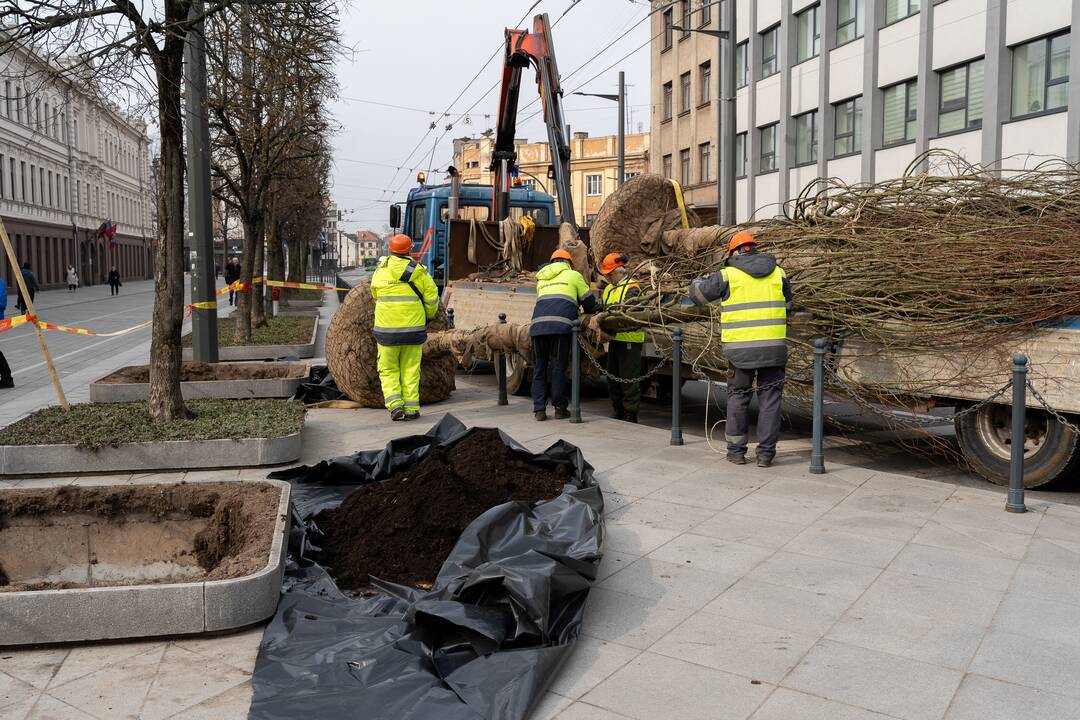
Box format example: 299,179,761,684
0,482,281,591
315,429,571,591
0,399,305,450
99,362,308,384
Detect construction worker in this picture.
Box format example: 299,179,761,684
370,234,440,421
690,231,792,467
530,248,598,420
600,252,644,423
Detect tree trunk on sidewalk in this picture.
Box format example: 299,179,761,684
251,225,267,328
235,213,260,343
266,215,284,315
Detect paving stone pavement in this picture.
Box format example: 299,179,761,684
2,302,1080,718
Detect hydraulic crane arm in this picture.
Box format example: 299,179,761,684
491,13,576,228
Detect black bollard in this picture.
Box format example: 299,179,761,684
810,338,827,474
670,327,684,446
497,313,508,406
447,307,455,330
1006,354,1028,513
570,319,583,423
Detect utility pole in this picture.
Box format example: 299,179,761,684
185,0,218,362
617,71,626,188
720,0,736,225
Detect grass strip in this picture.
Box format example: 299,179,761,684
285,287,324,302
183,316,316,347
0,399,305,450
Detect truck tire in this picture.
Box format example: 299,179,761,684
955,403,1080,489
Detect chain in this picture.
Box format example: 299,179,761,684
823,366,1014,428
577,337,671,384
689,366,792,396
1025,380,1080,435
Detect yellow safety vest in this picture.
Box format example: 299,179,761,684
602,277,645,344
719,265,787,352
370,255,439,346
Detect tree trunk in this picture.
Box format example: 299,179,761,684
235,213,260,343
266,216,284,315
147,15,191,422
251,225,266,327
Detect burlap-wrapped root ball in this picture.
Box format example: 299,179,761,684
589,174,702,266
325,278,456,408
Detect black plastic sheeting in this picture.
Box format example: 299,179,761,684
251,414,603,720
291,364,349,404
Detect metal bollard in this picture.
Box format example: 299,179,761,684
497,313,508,406
1006,354,1028,513
447,307,455,330
809,338,827,474
670,327,684,446
570,319,583,423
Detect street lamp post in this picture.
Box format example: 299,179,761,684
573,70,626,188
673,13,735,226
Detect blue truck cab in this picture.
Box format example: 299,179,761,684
391,183,556,288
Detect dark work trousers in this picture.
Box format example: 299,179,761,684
531,333,572,412
726,365,786,459
606,340,643,414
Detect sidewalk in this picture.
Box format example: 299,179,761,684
2,372,1078,720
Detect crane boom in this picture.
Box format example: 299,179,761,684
491,13,576,228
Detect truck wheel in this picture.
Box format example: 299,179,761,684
506,353,533,397
955,403,1080,489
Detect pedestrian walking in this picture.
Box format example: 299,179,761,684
529,248,598,421
370,234,439,421
690,231,792,467
15,262,37,313
108,266,122,296
0,275,13,388
66,265,79,292
224,257,241,306
599,252,644,423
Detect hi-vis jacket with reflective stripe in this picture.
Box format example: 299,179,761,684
370,254,440,346
602,277,645,343
689,251,792,368
530,260,599,337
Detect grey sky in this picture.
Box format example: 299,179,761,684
330,0,653,231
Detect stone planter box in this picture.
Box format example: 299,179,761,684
182,319,318,361
89,363,308,403
0,480,291,645
0,431,302,476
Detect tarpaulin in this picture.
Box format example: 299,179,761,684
290,364,349,404
252,414,603,720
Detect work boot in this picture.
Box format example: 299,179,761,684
554,407,571,420
534,410,548,421
404,411,420,421
611,404,626,420
725,451,747,465
756,455,774,468
390,407,406,421
625,412,638,424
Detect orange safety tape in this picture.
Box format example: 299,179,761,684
0,312,152,337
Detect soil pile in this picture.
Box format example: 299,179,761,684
315,429,571,590
100,362,307,384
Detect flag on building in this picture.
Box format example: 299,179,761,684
98,219,116,250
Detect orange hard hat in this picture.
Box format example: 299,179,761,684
550,248,573,262
728,231,757,254
389,234,412,255
600,252,628,276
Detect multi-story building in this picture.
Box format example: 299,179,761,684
651,0,1079,222
355,230,380,263
321,200,339,268
0,41,153,288
452,131,649,226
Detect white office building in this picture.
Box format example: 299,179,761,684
651,0,1079,221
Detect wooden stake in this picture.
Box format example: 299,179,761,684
0,219,70,410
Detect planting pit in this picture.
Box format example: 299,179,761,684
315,429,571,591
99,362,306,384
90,362,308,402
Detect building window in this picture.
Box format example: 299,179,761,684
586,174,603,196
761,26,779,78
663,9,673,50
0,154,4,199
699,0,712,26
624,171,641,181
736,42,749,88
663,81,673,120
796,4,821,62
759,123,778,172
794,110,818,165
14,86,22,124
885,0,919,24
680,72,692,113
47,170,53,206
699,142,711,183
680,148,692,185
939,59,984,134
833,96,863,155
1012,32,1070,119
680,0,691,38
34,98,41,129
2,81,9,118
521,178,536,191
735,132,747,178
700,61,711,104
837,0,864,46
883,79,917,145
663,153,673,178
44,103,50,136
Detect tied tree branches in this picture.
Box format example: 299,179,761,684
205,0,338,342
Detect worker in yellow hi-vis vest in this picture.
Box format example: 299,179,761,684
689,231,792,467
370,234,440,421
600,252,644,423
